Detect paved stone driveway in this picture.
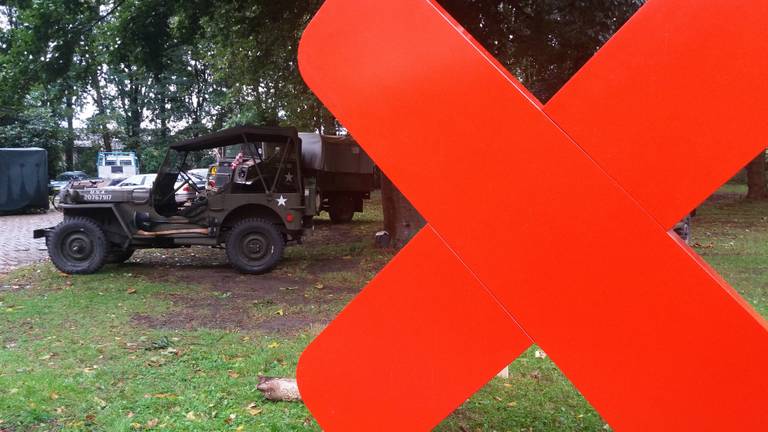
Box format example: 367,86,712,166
0,211,62,273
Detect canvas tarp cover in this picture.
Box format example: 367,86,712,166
0,148,49,212
300,133,374,174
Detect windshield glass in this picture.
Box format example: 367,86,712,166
152,148,213,216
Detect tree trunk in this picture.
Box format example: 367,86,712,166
127,82,143,152
746,149,767,200
64,94,75,170
380,173,425,249
91,70,112,151
155,73,169,146
321,107,337,135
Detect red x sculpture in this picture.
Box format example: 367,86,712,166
296,1,768,430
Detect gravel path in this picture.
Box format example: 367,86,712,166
0,211,62,274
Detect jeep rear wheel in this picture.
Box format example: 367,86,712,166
48,217,108,274
226,218,284,274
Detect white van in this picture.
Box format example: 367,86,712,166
97,151,139,182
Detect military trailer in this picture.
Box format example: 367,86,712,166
35,126,314,275
0,148,49,213
299,133,375,223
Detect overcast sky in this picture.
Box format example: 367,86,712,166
0,9,9,30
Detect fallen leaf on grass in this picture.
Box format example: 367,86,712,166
94,396,107,409
49,392,59,400
55,407,66,414
145,357,166,367
144,393,177,399
126,288,137,294
534,349,548,359
247,403,262,416
267,342,280,349
228,370,240,378
224,413,236,424
507,401,518,407
275,309,284,316
236,426,244,432
185,411,197,421
146,418,159,428
130,422,142,429
314,282,324,290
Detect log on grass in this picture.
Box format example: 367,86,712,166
257,376,302,402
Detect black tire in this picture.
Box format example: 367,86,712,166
48,217,108,274
106,248,135,264
226,218,284,274
328,196,355,224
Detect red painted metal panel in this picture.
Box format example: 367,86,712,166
297,1,768,430
298,227,531,430
547,0,768,228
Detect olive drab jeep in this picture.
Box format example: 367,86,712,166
35,126,315,275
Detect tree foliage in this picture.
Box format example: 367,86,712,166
1,0,644,178
441,0,644,101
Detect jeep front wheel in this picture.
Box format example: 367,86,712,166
48,217,108,274
226,218,284,274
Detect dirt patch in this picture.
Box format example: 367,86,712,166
304,257,361,275
258,314,328,335
126,217,386,335
703,192,744,205
128,267,359,334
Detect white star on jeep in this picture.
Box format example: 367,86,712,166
276,195,287,207
284,172,294,183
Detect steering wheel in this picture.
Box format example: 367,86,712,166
178,171,203,194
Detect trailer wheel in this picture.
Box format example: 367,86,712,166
226,218,284,274
48,217,108,274
106,248,135,264
329,196,355,224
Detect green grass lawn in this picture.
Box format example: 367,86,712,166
1,185,766,431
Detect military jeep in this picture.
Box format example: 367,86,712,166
35,126,314,275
